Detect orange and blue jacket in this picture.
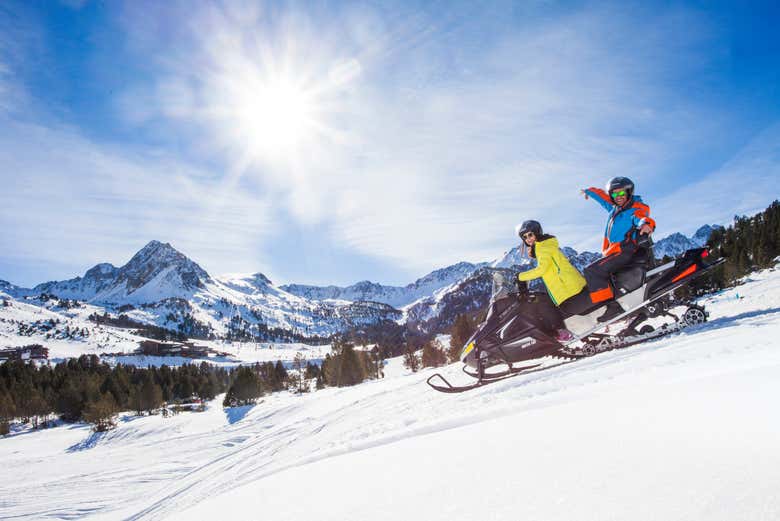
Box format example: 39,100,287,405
584,187,656,256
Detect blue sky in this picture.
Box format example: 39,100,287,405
1,0,779,288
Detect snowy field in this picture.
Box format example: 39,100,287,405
0,294,332,366
2,268,780,520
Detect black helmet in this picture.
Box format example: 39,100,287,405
515,220,542,240
606,177,634,200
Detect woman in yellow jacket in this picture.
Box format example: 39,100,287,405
515,220,587,341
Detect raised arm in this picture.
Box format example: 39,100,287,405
582,187,614,212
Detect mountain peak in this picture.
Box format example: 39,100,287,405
251,273,273,286
84,262,118,279
137,240,177,256
119,241,211,295
654,225,721,259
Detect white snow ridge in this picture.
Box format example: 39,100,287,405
3,267,780,520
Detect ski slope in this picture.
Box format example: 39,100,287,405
2,267,780,520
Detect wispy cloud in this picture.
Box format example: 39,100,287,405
653,122,780,234
0,118,275,284
0,5,36,115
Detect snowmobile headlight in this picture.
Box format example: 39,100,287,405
460,341,475,361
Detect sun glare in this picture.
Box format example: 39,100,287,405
192,14,361,168
238,79,315,155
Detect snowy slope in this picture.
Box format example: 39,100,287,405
0,294,145,359
0,292,334,366
2,266,780,520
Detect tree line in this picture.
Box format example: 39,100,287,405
0,355,233,434
687,200,780,294
0,340,392,435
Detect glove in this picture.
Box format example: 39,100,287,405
515,278,529,296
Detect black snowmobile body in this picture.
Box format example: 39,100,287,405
429,246,724,393
458,291,563,373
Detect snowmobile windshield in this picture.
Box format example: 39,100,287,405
484,271,516,323
490,272,515,303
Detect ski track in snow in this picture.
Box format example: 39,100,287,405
2,268,780,520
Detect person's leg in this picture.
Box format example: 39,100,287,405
531,291,565,333
558,287,595,317
584,243,640,322
584,244,639,305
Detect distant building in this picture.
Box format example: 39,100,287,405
0,344,49,361
138,340,215,358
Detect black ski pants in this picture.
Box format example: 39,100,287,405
584,241,640,304
521,291,565,335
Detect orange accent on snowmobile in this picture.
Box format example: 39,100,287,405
672,264,697,283
590,287,614,303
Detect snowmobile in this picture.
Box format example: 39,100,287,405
427,245,725,393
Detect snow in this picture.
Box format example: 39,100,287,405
2,267,780,520
0,294,333,366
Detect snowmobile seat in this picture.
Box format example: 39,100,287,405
611,246,651,294
612,266,645,294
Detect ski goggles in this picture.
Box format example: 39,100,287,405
610,190,627,198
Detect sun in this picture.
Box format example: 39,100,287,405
192,26,360,168
237,78,316,156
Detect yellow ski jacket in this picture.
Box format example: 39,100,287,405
517,237,587,305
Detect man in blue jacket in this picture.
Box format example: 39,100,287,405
581,177,655,322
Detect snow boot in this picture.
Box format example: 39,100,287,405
555,329,574,342
597,301,624,323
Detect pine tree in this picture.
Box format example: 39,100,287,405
421,339,447,368
336,344,365,387
449,314,474,363
140,377,164,414
292,352,308,393
82,393,118,432
370,347,384,379
274,361,288,390
223,366,264,407
0,390,15,436
403,344,421,372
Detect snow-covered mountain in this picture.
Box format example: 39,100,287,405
3,241,402,341
652,224,722,259
0,280,26,298
281,261,487,308
31,241,211,304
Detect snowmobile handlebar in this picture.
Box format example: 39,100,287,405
515,278,529,296
635,234,653,249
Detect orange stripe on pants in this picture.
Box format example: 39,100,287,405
589,287,613,304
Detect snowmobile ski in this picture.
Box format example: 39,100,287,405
427,361,574,393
